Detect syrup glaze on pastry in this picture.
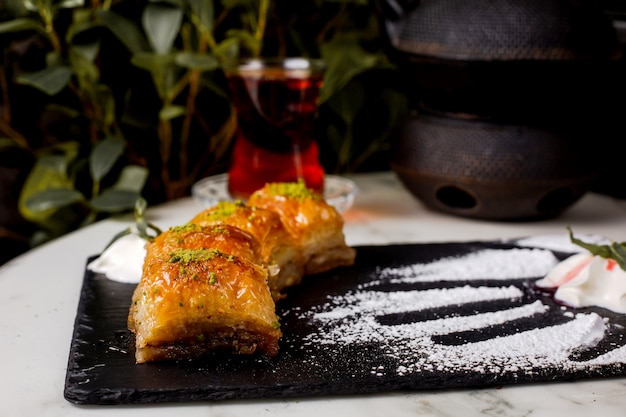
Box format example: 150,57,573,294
129,225,281,363
248,181,356,275
190,201,304,299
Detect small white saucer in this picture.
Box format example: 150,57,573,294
191,174,358,213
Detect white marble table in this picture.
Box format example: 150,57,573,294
1,171,625,416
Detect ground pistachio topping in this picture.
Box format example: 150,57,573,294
167,248,226,264
169,223,203,233
167,249,230,283
205,200,246,221
266,179,321,202
209,225,231,235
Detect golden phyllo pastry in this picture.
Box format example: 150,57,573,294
190,200,305,298
248,180,356,275
128,224,281,363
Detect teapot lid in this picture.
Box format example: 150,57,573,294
393,0,619,61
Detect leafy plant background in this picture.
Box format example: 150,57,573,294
0,0,409,264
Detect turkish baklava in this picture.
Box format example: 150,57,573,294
189,200,305,299
247,181,356,275
128,224,281,363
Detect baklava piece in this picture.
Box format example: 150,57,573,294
190,200,305,298
248,180,356,275
128,225,281,363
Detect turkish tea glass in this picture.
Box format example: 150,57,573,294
226,57,326,199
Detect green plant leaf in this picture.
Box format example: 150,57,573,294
90,189,140,213
70,44,100,87
175,52,220,71
213,37,240,64
17,65,73,96
19,150,78,222
610,242,626,272
159,104,187,121
225,29,260,57
71,41,100,63
567,226,613,259
566,226,626,273
23,0,85,11
45,103,81,118
134,196,162,240
131,52,175,72
0,17,47,36
96,10,151,54
24,188,85,212
567,226,626,271
187,0,214,32
131,52,178,100
113,165,149,192
65,10,99,44
52,141,81,162
142,2,183,54
90,136,125,182
320,37,388,103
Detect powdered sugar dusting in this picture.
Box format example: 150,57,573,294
308,299,548,347
365,248,559,288
290,246,626,379
392,312,606,376
585,341,626,366
312,285,524,321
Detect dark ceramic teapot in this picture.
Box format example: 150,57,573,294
374,0,624,220
375,0,618,62
374,0,621,123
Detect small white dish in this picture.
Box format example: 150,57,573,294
191,174,358,213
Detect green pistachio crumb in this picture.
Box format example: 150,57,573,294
204,200,245,221
266,179,321,202
210,226,230,235
168,248,225,264
170,223,202,233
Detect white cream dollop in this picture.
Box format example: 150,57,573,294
536,252,626,314
87,233,147,283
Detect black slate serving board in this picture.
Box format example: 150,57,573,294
64,241,626,405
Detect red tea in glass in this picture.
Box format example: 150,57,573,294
226,58,326,199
